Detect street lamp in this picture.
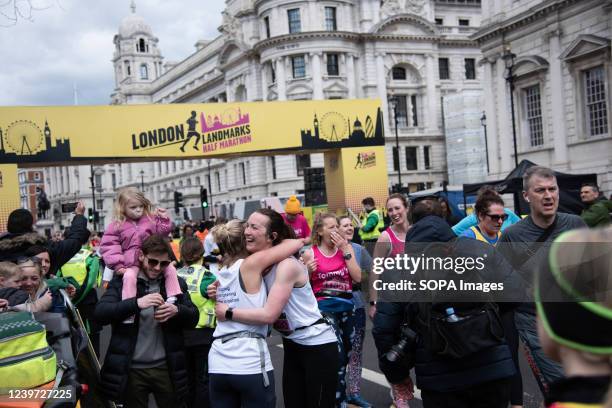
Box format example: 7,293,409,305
388,95,402,192
480,111,490,173
503,48,519,168
89,165,98,231
207,160,214,218
139,169,145,191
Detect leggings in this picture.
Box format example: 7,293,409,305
209,372,276,408
321,309,355,405
347,307,366,396
282,337,339,408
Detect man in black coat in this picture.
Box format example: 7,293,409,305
0,205,90,276
372,198,518,408
94,235,199,407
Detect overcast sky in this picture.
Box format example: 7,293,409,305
0,0,225,106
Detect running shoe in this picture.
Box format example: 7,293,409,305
347,394,373,407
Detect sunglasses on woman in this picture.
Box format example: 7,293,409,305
486,213,508,222
145,257,171,269
16,256,42,265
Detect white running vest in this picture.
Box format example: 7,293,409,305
208,259,273,374
264,258,337,346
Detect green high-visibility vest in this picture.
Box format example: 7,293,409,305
177,264,216,329
359,209,384,241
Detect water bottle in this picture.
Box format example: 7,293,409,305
445,307,461,322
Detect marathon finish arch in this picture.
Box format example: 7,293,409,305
0,99,389,225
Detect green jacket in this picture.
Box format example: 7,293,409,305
359,209,383,241
581,199,612,228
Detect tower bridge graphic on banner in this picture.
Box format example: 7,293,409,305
0,120,72,164
300,108,384,149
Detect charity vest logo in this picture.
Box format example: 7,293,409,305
130,108,252,154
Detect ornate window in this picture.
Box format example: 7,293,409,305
405,147,418,170
439,58,450,80
137,38,146,53
324,7,337,31
292,56,306,78
523,85,544,146
392,67,406,80
583,66,608,137
140,64,148,80
465,58,476,79
288,9,301,34
326,54,339,76
264,16,271,38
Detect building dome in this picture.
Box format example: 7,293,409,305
118,5,153,39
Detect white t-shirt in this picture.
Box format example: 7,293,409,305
208,259,273,374
264,258,337,346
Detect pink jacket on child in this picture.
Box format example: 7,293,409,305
100,215,172,271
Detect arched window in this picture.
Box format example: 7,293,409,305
138,38,146,53
140,64,148,80
235,85,247,102
392,66,407,80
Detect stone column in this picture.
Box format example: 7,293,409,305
482,58,499,175
346,53,356,99
225,84,233,103
425,54,437,130
375,52,390,132
496,57,513,173
548,29,568,166
311,52,324,100
261,62,268,101
276,57,287,101
407,94,414,128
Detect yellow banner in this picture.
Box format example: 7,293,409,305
325,146,389,213
0,99,384,164
0,164,20,233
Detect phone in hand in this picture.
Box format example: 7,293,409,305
61,202,78,213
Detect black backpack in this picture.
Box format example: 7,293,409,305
414,302,505,359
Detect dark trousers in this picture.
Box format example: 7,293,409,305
209,372,276,408
282,337,339,408
421,377,511,408
186,344,212,408
125,365,183,408
502,310,523,405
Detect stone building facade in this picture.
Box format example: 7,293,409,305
45,0,484,229
473,0,612,192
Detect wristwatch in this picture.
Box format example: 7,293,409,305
369,301,377,306
225,307,234,321
343,252,352,260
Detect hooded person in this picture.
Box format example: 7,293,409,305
0,207,90,276
281,196,311,244
536,226,612,408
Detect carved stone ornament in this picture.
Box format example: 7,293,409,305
380,0,402,19
220,11,241,40
406,0,426,14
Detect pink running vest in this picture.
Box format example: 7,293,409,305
310,246,352,301
386,227,406,257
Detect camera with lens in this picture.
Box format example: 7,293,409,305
385,323,418,363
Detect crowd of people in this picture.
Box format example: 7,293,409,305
0,168,611,408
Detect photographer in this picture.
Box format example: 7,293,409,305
372,199,517,408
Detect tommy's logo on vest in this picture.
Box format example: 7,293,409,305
200,108,252,153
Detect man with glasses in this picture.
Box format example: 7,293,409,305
498,166,586,396
95,235,199,408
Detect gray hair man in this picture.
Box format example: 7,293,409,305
498,166,586,395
